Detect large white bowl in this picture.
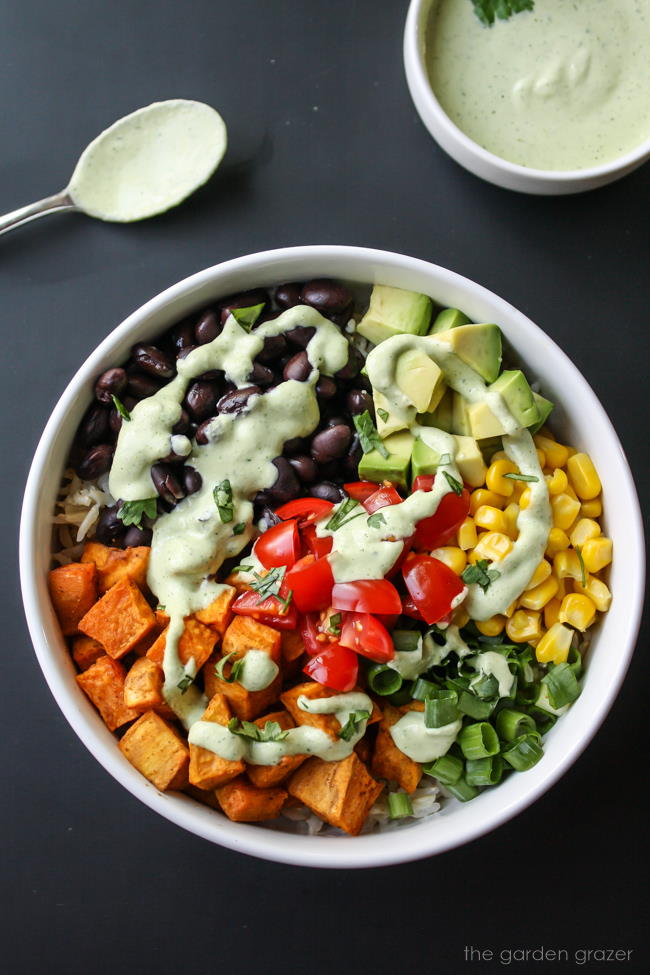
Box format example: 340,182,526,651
403,0,650,195
20,245,644,868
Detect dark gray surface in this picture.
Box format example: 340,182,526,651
2,1,648,973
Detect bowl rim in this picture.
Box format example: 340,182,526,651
19,244,646,868
403,0,650,187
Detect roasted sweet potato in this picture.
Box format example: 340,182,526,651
216,775,287,822
76,655,139,731
371,704,422,794
81,542,150,594
71,634,105,672
281,681,381,739
245,710,306,788
288,753,384,835
222,615,281,664
146,617,217,671
280,629,305,675
48,562,98,636
189,693,245,790
79,577,156,659
211,669,283,721
194,587,236,636
123,657,166,712
119,711,189,791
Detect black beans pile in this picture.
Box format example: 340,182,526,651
71,279,373,547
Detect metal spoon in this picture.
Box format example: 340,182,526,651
0,99,227,237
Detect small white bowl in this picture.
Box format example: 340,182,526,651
404,0,650,195
20,245,644,868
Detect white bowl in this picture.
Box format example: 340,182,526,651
403,0,650,195
20,245,644,868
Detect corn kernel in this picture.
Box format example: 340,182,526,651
574,575,612,613
581,497,602,519
545,528,570,557
453,605,470,628
553,549,583,581
470,489,506,514
503,502,519,539
457,517,477,551
506,610,542,643
431,546,467,575
569,518,601,549
474,505,507,533
469,531,513,563
559,593,596,631
555,577,568,600
534,434,569,469
475,616,506,637
486,458,518,497
564,483,579,502
536,622,573,665
519,487,532,510
551,493,581,531
511,479,527,500
581,536,613,572
519,575,559,611
503,599,517,618
490,450,508,462
546,468,568,496
567,452,602,500
524,560,552,591
544,597,562,629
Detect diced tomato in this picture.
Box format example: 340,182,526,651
303,644,358,692
344,481,380,503
285,554,334,613
331,579,402,615
412,477,470,549
255,519,301,570
362,482,402,514
301,522,333,559
375,612,399,630
402,553,466,625
412,474,435,492
300,612,323,656
274,498,334,525
339,612,395,663
402,595,425,621
232,584,298,630
385,534,415,579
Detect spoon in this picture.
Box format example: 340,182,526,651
0,99,227,236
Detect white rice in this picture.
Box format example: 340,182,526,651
51,470,114,564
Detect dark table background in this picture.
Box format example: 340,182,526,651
2,2,648,973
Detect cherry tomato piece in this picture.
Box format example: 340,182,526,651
401,595,425,621
255,519,301,569
412,474,435,492
303,644,358,692
344,481,381,503
232,584,298,630
285,554,334,613
301,522,334,559
402,553,466,624
331,578,402,615
413,478,470,549
274,497,334,524
339,612,395,663
362,482,402,514
300,612,323,656
385,534,415,579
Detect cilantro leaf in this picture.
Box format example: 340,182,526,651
443,471,464,496
232,522,246,535
503,472,538,482
176,673,194,694
353,410,388,458
470,0,534,28
215,651,245,684
338,709,370,742
462,559,501,593
575,546,587,588
117,498,158,530
377,408,389,423
227,717,289,742
327,612,342,636
325,498,364,532
230,303,265,332
213,479,234,523
111,394,131,422
367,512,386,529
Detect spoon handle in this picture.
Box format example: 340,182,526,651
0,189,78,237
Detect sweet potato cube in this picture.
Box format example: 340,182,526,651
371,704,422,794
194,587,236,635
71,635,105,672
76,655,139,731
124,657,166,712
280,629,305,674
216,776,287,822
119,711,189,791
288,753,384,835
147,617,216,671
212,670,283,721
222,616,281,664
189,693,245,790
223,573,253,595
82,542,150,594
48,562,98,636
281,682,381,739
184,784,222,810
78,577,156,659
246,710,306,788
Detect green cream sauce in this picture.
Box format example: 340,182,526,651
469,650,515,699
238,650,279,692
390,713,462,763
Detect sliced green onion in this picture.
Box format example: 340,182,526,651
445,777,479,802
530,707,557,736
392,630,421,653
422,753,464,785
465,755,503,787
457,691,495,720
496,708,536,742
472,672,500,700
542,662,581,709
501,732,544,771
367,664,402,697
458,721,500,759
387,685,414,707
388,792,413,819
424,690,459,728
411,677,439,701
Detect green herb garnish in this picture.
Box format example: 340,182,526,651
227,718,290,742
437,453,452,466
176,673,194,694
231,563,253,574
327,612,342,636
111,394,131,422
337,709,370,742
575,546,587,588
443,471,464,496
367,511,386,529
353,410,388,458
462,558,501,593
117,498,158,530
470,0,534,28
215,651,246,684
325,498,364,532
232,522,246,535
250,565,287,601
503,472,538,482
213,479,234,523
230,303,265,332
377,408,389,423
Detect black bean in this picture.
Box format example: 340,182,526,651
94,367,127,404
195,418,217,445
346,388,374,416
123,525,153,547
184,381,219,422
182,467,203,496
78,402,110,447
220,289,269,325
257,333,288,364
131,343,175,379
301,279,352,313
316,460,342,482
151,463,185,505
95,505,126,547
316,376,337,402
275,283,303,308
289,454,317,483
323,414,348,428
310,481,345,503
198,369,225,384
195,310,221,345
217,385,260,415
328,309,354,328
283,351,312,382
77,443,114,480
172,409,191,435
343,433,362,478
335,344,363,381
310,424,352,464
285,325,315,348
267,457,300,504
178,345,198,360
283,436,308,456
170,319,195,354
127,372,163,400
248,362,275,387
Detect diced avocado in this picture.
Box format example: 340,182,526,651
356,285,433,346
478,436,504,463
490,370,540,429
430,307,471,334
358,430,414,489
529,392,554,435
395,349,444,413
425,378,447,413
436,323,502,383
452,435,487,488
421,387,454,432
467,401,507,439
411,437,441,480
374,389,408,437
452,392,471,436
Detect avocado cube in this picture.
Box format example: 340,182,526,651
529,392,554,435
436,323,502,383
356,285,433,346
420,387,454,432
452,392,472,436
358,430,414,489
374,390,408,437
429,307,471,334
489,370,540,429
452,435,487,488
395,349,444,413
467,401,507,439
411,437,440,481
478,436,504,464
